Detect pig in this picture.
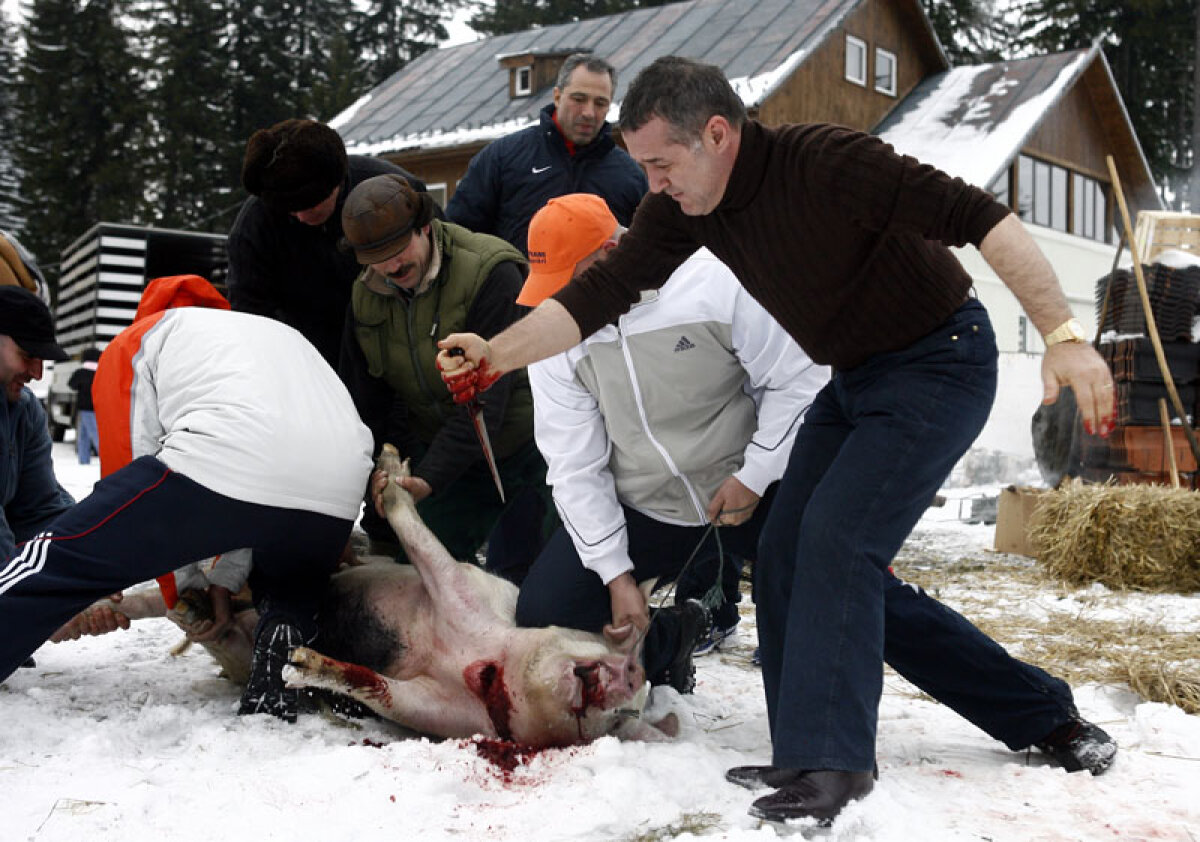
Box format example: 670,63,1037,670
53,445,675,748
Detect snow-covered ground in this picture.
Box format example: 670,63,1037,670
3,443,1199,841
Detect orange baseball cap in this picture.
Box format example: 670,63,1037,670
518,193,617,306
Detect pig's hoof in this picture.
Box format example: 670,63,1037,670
289,646,316,667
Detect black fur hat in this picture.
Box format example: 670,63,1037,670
241,119,348,213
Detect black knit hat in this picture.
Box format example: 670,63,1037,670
0,286,69,361
241,119,349,213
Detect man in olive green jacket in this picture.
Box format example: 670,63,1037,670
339,175,552,581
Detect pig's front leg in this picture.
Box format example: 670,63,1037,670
49,589,169,642
284,646,494,739
375,444,469,608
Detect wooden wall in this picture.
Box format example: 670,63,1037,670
383,143,487,207
1018,58,1157,218
758,0,944,130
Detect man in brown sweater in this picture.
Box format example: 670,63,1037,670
436,57,1117,824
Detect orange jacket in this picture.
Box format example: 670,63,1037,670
93,275,230,606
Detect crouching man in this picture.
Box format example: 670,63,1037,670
0,275,373,722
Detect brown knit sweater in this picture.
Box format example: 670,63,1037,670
554,121,1011,371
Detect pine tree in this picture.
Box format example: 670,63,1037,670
0,11,23,232
227,0,305,139
292,0,363,117
470,0,643,38
310,30,369,123
140,0,238,231
13,0,148,273
357,0,458,88
1014,0,1196,208
921,0,1010,64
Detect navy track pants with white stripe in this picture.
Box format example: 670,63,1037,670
0,456,354,682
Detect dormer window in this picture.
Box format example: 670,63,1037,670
875,48,897,96
514,66,532,97
498,49,589,101
845,35,867,87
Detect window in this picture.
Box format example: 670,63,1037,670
1072,174,1108,244
426,182,447,209
514,66,532,97
1033,159,1050,226
874,48,896,96
1003,157,1109,243
1017,154,1071,235
1051,166,1068,232
845,35,866,86
1017,156,1033,220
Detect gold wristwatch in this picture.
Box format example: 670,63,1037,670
1043,318,1087,346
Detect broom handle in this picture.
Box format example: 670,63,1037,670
1158,398,1181,488
1105,156,1200,468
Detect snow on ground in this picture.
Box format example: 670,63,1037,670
3,444,1199,841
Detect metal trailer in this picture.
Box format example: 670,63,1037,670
46,223,228,440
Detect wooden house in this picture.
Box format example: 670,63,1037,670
332,0,1163,463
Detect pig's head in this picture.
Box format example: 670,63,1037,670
487,626,671,748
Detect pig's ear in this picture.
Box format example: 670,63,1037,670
612,713,677,742
650,712,679,738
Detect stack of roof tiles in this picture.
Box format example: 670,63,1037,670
1096,263,1200,341
1075,262,1200,488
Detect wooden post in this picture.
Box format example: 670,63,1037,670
1158,398,1181,488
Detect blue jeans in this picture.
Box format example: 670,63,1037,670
76,410,98,465
758,300,1024,770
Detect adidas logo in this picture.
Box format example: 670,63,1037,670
673,336,696,352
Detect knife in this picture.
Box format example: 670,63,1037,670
447,348,505,503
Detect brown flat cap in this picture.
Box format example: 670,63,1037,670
342,175,435,264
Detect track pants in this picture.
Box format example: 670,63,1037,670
0,456,354,681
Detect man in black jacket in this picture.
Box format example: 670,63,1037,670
445,54,647,256
227,119,431,369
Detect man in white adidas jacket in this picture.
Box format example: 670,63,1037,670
514,194,828,690
0,275,373,721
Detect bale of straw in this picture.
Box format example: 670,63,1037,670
1029,479,1200,592
1114,659,1200,715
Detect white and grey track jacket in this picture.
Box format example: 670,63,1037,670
529,248,830,585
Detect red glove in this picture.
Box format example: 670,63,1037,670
438,351,503,405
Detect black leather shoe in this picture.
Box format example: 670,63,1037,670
729,762,879,791
726,765,805,790
1035,716,1117,775
748,770,875,824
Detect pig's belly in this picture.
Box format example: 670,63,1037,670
325,562,484,682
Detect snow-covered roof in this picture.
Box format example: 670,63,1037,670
333,0,938,156
875,49,1091,188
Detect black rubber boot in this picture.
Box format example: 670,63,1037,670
238,618,303,723
663,599,711,694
